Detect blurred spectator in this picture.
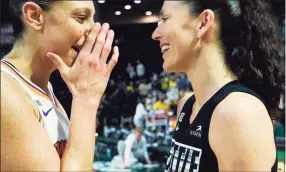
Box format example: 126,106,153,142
123,127,151,167
177,75,187,91
145,94,153,111
133,96,148,129
126,63,136,80
151,90,158,104
166,86,179,105
151,72,160,90
99,70,195,135
168,75,177,88
138,79,150,96
127,81,135,93
136,60,145,79
161,77,169,91
153,95,170,113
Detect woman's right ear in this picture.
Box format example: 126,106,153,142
197,9,215,40
22,2,44,32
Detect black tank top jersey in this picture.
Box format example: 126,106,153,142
165,80,277,172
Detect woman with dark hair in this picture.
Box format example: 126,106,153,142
1,0,118,171
152,0,284,171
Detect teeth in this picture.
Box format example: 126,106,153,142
161,45,170,53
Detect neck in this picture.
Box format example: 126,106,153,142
3,39,55,93
186,45,238,108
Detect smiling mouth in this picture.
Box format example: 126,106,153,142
161,44,170,54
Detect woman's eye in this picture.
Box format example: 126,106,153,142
76,15,88,23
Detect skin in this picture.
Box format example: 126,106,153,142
1,1,118,171
152,1,276,171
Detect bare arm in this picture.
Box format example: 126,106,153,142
60,98,99,171
1,74,60,171
2,23,119,171
47,23,118,171
1,74,100,171
210,93,276,171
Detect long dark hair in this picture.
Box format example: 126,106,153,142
183,0,284,110
9,0,53,38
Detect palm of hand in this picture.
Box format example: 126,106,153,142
47,23,119,100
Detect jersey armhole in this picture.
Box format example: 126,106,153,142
1,71,43,125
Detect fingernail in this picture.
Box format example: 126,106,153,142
103,23,110,30
109,30,114,35
95,22,101,28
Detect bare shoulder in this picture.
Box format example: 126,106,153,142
210,92,276,171
1,72,35,115
1,72,60,171
211,92,274,139
212,92,271,126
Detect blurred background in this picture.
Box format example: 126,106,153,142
1,0,285,171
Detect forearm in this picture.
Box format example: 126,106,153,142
60,98,100,171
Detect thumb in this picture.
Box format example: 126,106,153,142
47,52,69,75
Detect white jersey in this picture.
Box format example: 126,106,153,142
1,60,69,158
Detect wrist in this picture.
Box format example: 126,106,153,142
72,96,101,109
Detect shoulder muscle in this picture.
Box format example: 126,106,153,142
1,72,60,171
210,92,276,171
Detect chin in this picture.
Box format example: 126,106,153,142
162,61,178,73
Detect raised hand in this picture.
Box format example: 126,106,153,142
47,23,119,103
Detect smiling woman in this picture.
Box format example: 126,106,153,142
9,0,97,67
1,0,119,171
152,0,284,172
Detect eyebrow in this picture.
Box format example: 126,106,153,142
73,8,95,16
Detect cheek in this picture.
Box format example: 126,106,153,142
61,20,84,45
169,35,193,71
175,29,195,55
47,22,84,51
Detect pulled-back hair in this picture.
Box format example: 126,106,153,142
183,0,284,110
9,0,53,38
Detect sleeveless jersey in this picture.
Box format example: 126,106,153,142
1,60,69,158
165,80,277,172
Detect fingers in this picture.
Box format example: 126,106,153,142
46,52,69,75
91,23,110,59
100,30,115,64
79,23,101,57
107,46,119,72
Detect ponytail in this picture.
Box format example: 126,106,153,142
185,0,285,110
226,0,284,110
